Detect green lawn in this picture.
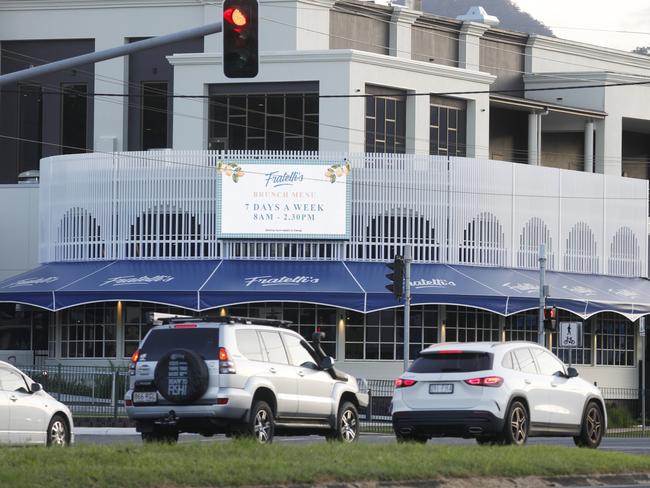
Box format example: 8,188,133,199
2,441,650,488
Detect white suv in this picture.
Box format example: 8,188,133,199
125,316,368,444
391,341,606,448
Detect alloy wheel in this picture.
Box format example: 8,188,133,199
254,409,271,443
50,420,67,446
586,406,602,443
510,405,527,444
340,408,358,442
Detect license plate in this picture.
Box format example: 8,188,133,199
133,392,157,403
429,383,453,394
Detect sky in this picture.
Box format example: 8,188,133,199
511,0,650,52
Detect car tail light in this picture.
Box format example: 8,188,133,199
129,349,140,376
395,377,417,388
174,323,197,328
464,376,503,387
436,349,463,354
219,347,236,374
215,398,229,405
125,399,133,407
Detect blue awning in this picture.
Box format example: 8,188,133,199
1,260,650,319
198,260,366,311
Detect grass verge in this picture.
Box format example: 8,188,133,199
2,441,650,488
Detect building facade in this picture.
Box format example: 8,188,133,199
1,0,650,387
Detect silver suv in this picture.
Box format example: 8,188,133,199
125,316,368,444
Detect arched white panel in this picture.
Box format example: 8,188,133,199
56,207,105,261
564,222,599,274
608,227,641,276
458,212,507,266
517,217,555,270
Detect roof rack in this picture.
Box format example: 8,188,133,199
166,315,293,327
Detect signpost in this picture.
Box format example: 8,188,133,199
559,321,582,367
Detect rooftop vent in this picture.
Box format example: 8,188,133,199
456,6,500,26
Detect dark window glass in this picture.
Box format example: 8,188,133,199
140,328,219,361
283,333,318,368
260,331,289,364
408,352,493,373
61,84,87,154
18,84,43,171
365,86,406,154
141,82,168,150
236,329,264,361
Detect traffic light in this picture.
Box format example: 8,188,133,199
543,306,558,331
385,255,405,300
223,0,258,78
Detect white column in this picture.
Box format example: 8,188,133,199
93,35,128,153
406,90,429,154
466,96,489,158
322,64,358,153
389,6,420,59
171,63,209,149
584,119,594,173
528,112,538,165
458,22,489,71
595,117,622,175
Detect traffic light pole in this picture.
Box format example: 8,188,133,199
403,245,412,372
0,22,223,87
538,243,546,347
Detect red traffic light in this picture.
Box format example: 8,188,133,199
224,7,248,28
543,307,557,320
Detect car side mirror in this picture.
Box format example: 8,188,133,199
30,382,42,393
567,367,579,378
320,356,334,370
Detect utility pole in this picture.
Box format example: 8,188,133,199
642,316,646,434
538,243,546,347
403,245,412,372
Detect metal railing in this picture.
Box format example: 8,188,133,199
15,366,650,437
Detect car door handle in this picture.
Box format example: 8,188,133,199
551,383,558,387
9,395,17,402
297,371,305,377
524,379,532,385
269,368,277,374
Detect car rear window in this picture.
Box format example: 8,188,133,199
408,352,493,373
140,328,219,361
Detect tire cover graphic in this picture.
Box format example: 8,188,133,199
154,349,209,404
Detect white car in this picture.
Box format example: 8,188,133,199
0,361,74,446
391,341,606,448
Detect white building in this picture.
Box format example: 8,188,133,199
0,0,649,391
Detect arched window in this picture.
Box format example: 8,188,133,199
56,207,105,260
517,217,555,270
608,227,641,276
126,206,206,258
458,212,507,265
564,222,599,273
359,212,439,261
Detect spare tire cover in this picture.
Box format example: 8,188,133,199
154,349,209,404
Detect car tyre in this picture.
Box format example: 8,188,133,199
326,402,359,443
502,400,528,446
244,400,274,444
46,414,70,447
141,428,179,444
573,401,604,449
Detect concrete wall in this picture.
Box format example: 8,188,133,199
542,132,583,172
0,185,39,280
489,107,527,163
480,31,526,93
329,9,389,54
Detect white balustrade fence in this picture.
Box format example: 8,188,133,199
39,151,649,277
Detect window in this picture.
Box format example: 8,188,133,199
61,84,87,154
506,311,538,342
345,306,437,361
501,351,513,369
594,313,635,366
141,81,168,150
208,82,318,151
18,83,43,171
236,330,264,361
0,368,28,392
60,305,116,358
429,95,466,157
445,306,499,342
532,349,565,376
260,331,289,364
123,303,193,357
365,85,405,153
283,334,318,368
409,352,492,373
140,328,219,361
228,302,337,358
0,304,51,351
513,348,537,373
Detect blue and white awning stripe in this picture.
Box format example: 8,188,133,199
1,260,650,320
